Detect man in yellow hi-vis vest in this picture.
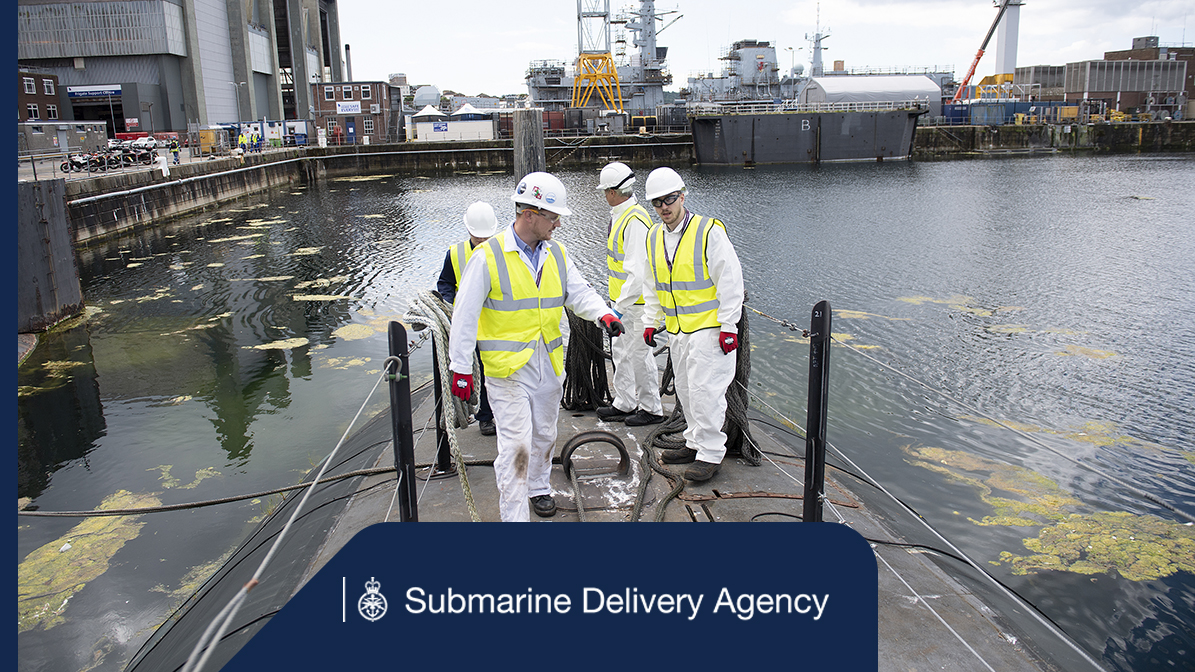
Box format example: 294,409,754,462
448,172,625,521
595,162,664,426
436,202,499,436
641,167,744,483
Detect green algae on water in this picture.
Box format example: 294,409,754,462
904,445,1195,581
18,490,163,632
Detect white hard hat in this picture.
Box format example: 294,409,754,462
596,162,635,191
645,167,686,200
463,201,498,238
511,171,572,216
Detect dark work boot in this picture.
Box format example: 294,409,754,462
684,461,721,482
530,495,556,518
660,447,697,464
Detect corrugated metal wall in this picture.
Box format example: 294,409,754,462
195,0,237,123
18,1,185,59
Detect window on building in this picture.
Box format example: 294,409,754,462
361,86,371,99
31,125,44,134
363,116,374,133
324,86,334,101
43,79,55,96
23,77,35,94
26,103,39,119
47,104,58,120
327,118,338,132
342,86,353,100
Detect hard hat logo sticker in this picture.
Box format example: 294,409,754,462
545,193,557,204
516,182,527,195
532,186,543,200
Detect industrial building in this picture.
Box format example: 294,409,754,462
16,0,346,137
1014,37,1191,119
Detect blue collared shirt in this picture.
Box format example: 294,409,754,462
512,229,543,270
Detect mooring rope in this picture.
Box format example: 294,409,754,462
404,289,482,522
181,357,396,672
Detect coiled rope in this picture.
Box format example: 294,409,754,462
561,308,613,411
403,289,482,521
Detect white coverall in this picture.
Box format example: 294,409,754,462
449,228,610,522
608,197,664,416
642,211,745,465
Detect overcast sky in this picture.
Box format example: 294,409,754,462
337,0,1192,96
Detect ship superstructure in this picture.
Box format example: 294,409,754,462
527,0,675,115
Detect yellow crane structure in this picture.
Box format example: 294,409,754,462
571,1,623,111
572,52,623,110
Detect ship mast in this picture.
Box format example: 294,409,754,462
806,3,830,77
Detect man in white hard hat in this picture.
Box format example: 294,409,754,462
448,172,625,521
594,162,664,426
437,201,500,436
641,167,744,483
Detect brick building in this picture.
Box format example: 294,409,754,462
311,80,393,144
18,70,65,122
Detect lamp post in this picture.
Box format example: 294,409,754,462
229,81,246,121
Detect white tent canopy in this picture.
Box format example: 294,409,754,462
799,75,942,116
452,103,486,116
412,105,447,118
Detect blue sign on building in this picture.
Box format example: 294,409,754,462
433,121,448,133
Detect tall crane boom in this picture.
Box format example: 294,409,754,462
951,0,1013,104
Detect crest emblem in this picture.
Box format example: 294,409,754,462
357,577,388,622
532,186,543,200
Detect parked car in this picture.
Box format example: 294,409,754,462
131,136,158,149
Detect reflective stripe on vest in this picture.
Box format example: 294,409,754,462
449,240,473,288
648,215,726,334
606,203,650,305
475,232,569,378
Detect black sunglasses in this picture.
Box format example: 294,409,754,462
651,192,682,208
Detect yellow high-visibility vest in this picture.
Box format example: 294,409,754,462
449,240,474,288
647,215,726,334
606,203,651,305
475,232,569,378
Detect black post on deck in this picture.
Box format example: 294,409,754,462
386,321,418,522
429,340,454,473
803,301,831,522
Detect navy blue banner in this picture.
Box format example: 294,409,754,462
225,522,877,670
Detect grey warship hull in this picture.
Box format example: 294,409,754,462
689,105,925,165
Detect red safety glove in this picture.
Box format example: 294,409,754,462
719,331,739,354
643,327,658,347
451,372,473,401
600,314,625,338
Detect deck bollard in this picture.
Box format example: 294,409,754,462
803,301,831,522
386,321,419,521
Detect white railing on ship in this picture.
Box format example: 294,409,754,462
687,100,930,116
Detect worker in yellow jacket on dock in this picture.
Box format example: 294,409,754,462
437,202,500,436
594,162,664,427
448,172,625,521
641,167,745,483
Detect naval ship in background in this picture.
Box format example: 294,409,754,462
524,2,952,164
683,28,950,165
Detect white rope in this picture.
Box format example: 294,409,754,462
182,365,391,672
404,289,481,521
